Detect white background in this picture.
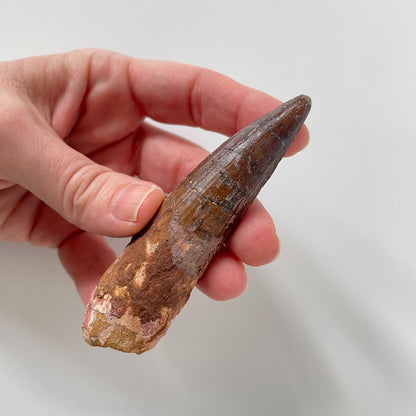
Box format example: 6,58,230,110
1,1,415,415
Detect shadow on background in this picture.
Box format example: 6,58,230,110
1,231,415,416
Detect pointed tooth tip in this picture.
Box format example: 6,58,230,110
296,94,311,103
284,94,312,125
291,94,312,112
267,94,311,148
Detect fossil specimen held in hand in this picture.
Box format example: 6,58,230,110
82,95,311,354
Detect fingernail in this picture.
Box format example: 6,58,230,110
111,184,161,222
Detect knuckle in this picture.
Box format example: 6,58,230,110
61,162,112,225
189,69,203,126
0,94,26,137
0,92,30,179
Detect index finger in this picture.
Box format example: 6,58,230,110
128,59,309,156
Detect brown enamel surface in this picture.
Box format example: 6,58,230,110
82,95,311,354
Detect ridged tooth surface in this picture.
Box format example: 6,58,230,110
82,95,311,354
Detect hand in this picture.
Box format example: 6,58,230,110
0,49,309,304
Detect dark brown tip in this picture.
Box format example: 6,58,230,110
266,94,312,149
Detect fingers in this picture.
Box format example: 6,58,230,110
0,100,164,238
58,232,116,304
128,58,310,153
227,200,280,266
63,51,308,156
196,247,248,301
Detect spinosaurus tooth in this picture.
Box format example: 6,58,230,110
82,95,311,354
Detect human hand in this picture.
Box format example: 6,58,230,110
0,49,309,304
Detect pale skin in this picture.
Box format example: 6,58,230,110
0,49,309,304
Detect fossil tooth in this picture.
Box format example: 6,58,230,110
82,95,311,354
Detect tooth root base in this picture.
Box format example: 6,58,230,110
82,200,219,354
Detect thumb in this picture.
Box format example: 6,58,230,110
53,153,165,237
1,107,164,237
